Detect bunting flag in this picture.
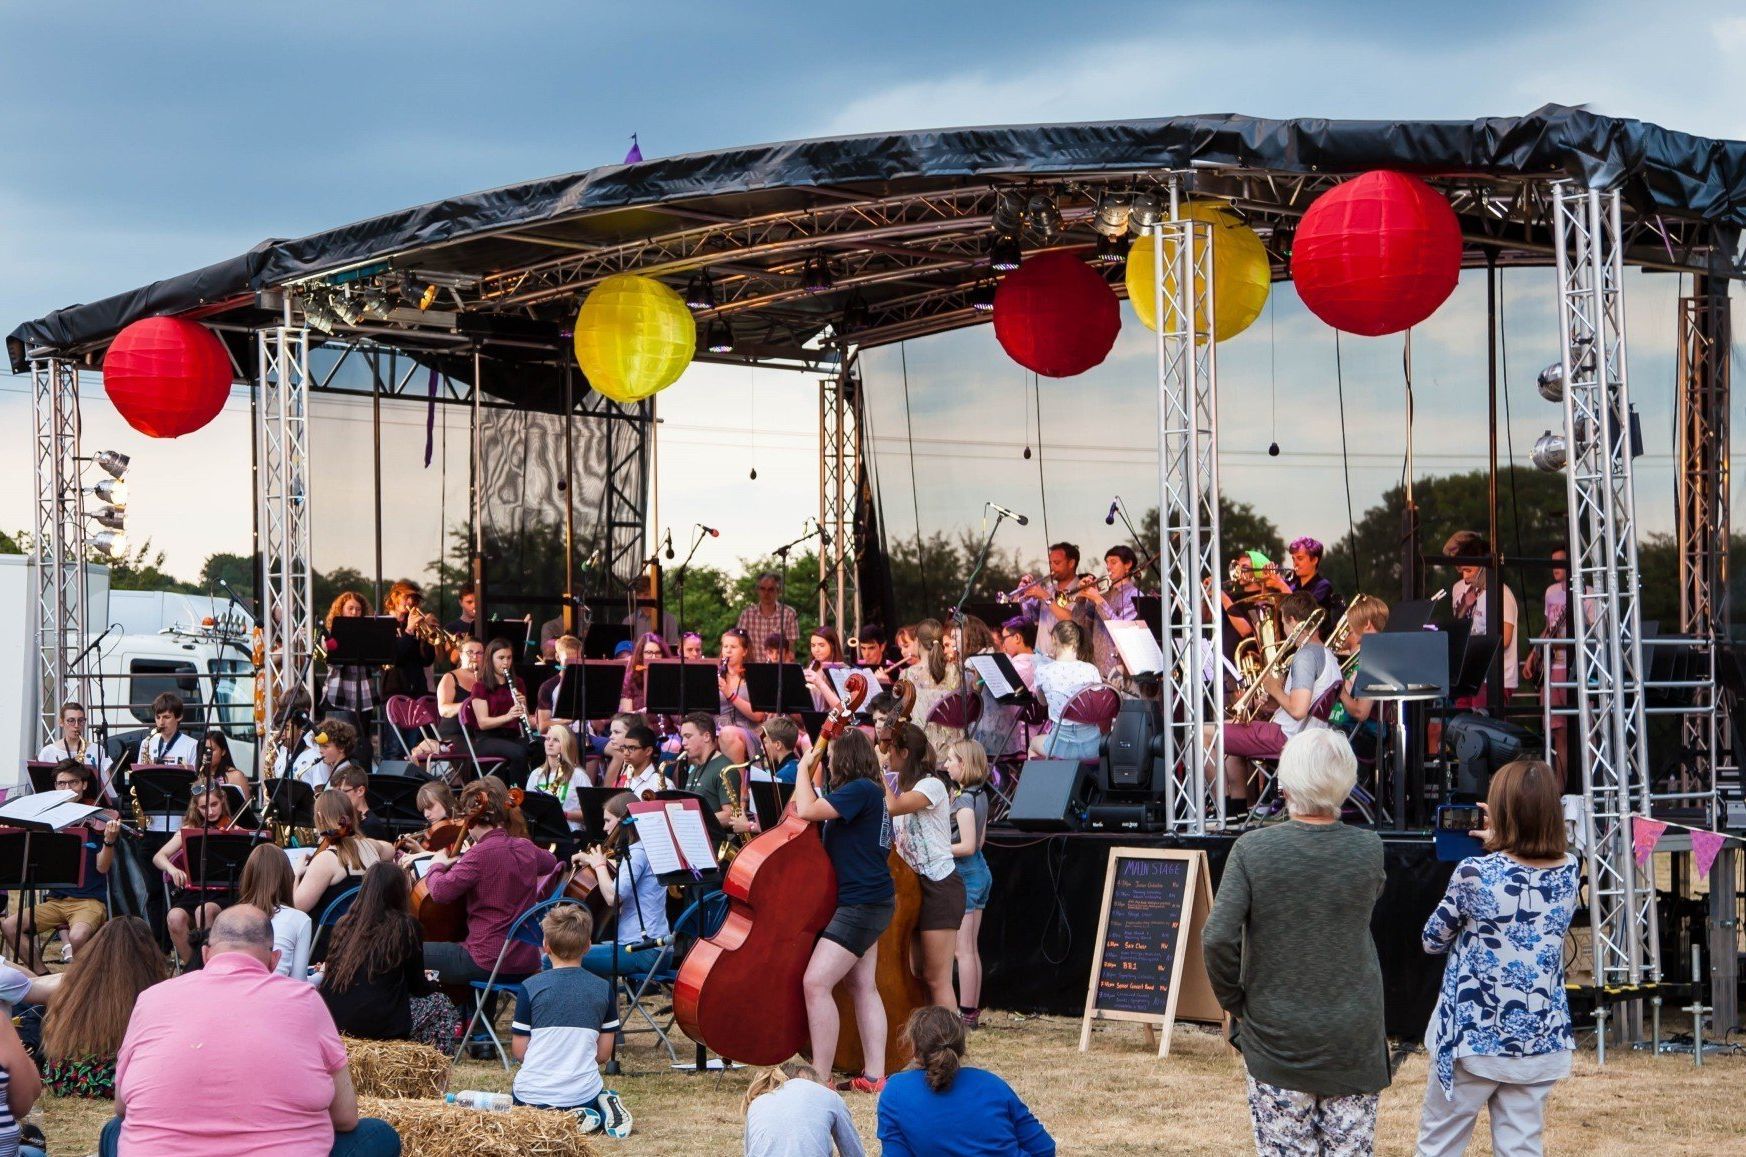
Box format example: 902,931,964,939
1691,828,1728,880
625,133,643,164
1631,816,1668,866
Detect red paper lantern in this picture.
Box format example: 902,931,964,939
102,316,233,438
1290,171,1463,337
992,250,1121,377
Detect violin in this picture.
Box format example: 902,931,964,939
675,674,870,1066
396,817,467,856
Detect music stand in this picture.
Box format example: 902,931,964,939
264,778,315,830
1133,595,1163,639
0,827,87,967
645,661,719,716
652,787,728,848
744,663,813,714
180,829,265,898
132,768,197,830
1451,633,1503,699
1384,599,1440,633
520,790,574,852
483,618,532,656
584,624,634,660
1353,631,1450,832
329,616,399,666
24,762,59,795
747,781,794,830
557,662,627,722
572,786,623,847
365,775,426,835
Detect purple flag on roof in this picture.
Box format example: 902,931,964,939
625,134,642,164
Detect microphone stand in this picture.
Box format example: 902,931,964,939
72,624,120,802
949,508,1018,747
1111,498,1157,582
770,523,824,728
673,527,710,719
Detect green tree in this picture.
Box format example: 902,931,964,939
201,552,256,592
1138,498,1285,564
0,529,26,554
102,538,199,592
884,531,1024,628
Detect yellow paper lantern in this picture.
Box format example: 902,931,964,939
1125,201,1271,342
572,273,696,402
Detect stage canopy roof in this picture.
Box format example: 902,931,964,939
11,103,1746,376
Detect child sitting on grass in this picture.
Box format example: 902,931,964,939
744,1060,865,1157
510,905,631,1137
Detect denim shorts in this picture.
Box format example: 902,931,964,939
954,851,992,911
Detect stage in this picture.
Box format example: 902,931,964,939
979,828,1454,1040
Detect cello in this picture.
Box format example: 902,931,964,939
674,675,870,1067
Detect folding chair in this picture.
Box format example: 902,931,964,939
458,895,591,1069
613,891,729,1065
406,695,504,786
1044,685,1121,758
310,884,360,962
925,690,983,733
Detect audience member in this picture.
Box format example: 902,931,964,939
0,1017,39,1157
875,1005,1053,1155
320,863,459,1051
104,905,401,1156
41,917,166,1099
1202,729,1389,1155
1416,759,1579,1157
744,1060,865,1157
510,905,630,1137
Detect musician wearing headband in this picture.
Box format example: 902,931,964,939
1,760,116,965
1446,530,1520,707
1216,591,1343,813
39,701,110,795
680,632,705,662
421,777,560,987
737,572,800,651
140,692,198,767
152,782,240,963
1265,536,1345,622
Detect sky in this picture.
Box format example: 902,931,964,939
3,1,1744,594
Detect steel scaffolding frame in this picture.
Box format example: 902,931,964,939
1151,194,1224,833
818,362,862,635
255,315,316,755
584,386,654,586
1552,184,1659,993
30,357,86,746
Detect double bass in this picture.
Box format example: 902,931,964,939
674,676,870,1066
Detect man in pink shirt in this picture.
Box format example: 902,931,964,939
102,905,400,1157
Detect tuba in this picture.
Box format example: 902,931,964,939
1228,608,1325,723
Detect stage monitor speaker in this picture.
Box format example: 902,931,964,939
1008,760,1092,832
1101,699,1163,793
1443,713,1541,797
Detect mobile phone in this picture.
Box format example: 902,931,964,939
1437,804,1483,833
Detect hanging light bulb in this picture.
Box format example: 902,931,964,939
749,467,758,480
1531,431,1567,472
1268,442,1280,457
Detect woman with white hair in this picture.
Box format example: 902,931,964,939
1202,728,1389,1155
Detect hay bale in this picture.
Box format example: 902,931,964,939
341,1037,450,1100
359,1096,596,1157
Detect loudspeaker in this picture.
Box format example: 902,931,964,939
1008,759,1093,832
1101,699,1163,792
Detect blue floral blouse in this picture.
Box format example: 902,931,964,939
1421,852,1579,1094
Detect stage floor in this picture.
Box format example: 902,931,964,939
980,827,1453,1040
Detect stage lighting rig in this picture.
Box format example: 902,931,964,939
706,320,735,353
1092,231,1129,266
93,450,130,480
970,280,997,312
989,234,1023,272
85,478,128,507
87,506,125,531
1091,192,1133,238
1024,192,1063,242
1127,192,1163,234
91,531,129,560
802,254,834,294
1531,431,1567,473
991,188,1027,237
684,270,718,311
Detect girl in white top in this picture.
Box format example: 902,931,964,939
528,725,585,826
238,843,313,979
743,1060,866,1157
882,722,967,1010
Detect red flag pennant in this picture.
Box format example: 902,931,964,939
1631,816,1668,867
1691,828,1728,880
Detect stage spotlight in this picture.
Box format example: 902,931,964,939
970,280,997,312
1531,431,1567,473
1537,361,1564,402
88,506,125,531
303,301,337,334
331,294,363,326
1024,192,1062,242
86,478,128,507
991,189,1027,236
989,235,1023,272
1091,192,1133,239
1092,232,1129,266
92,531,128,559
802,254,834,295
840,292,870,332
359,290,392,321
94,451,130,480
706,319,735,353
1128,192,1164,233
417,283,440,311
684,270,718,311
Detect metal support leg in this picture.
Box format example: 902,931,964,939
256,315,316,756
31,357,85,747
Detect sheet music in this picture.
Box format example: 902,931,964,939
629,806,686,876
0,790,103,831
828,667,880,707
666,803,719,871
1106,620,1165,676
966,654,1017,699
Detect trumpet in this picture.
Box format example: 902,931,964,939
995,574,1038,605
405,608,465,656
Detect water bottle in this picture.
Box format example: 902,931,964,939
446,1091,513,1112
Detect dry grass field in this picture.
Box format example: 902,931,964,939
39,1010,1746,1155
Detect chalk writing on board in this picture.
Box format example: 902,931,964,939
1093,856,1187,1016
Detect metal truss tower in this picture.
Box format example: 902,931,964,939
819,363,862,636
1552,184,1659,992
1152,194,1225,833
255,314,316,754
30,358,86,746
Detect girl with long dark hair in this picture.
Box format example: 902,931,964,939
41,916,166,1098
319,861,459,1049
465,638,533,781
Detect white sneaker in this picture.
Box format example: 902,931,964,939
569,1107,602,1134
597,1090,632,1138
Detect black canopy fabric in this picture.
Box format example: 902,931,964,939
11,103,1746,370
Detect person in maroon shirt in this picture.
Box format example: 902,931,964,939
420,777,559,986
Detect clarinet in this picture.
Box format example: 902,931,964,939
509,680,539,743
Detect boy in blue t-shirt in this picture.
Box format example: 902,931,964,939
511,905,632,1137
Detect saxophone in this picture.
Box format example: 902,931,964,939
715,760,753,864
129,781,148,834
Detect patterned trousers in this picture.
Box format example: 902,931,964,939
1246,1075,1379,1156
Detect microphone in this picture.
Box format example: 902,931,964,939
698,524,721,538
989,503,1030,527
814,519,831,547
1105,499,1120,526
663,530,674,561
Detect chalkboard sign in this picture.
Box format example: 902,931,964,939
1079,847,1223,1057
